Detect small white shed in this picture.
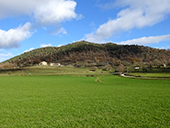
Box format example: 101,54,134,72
134,67,140,70
39,61,48,66
50,63,61,66
50,63,55,66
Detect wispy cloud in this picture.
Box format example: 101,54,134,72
86,0,170,43
160,46,170,50
0,49,6,52
24,47,35,53
76,14,84,20
0,49,13,62
117,34,170,45
40,43,52,48
50,27,67,35
57,44,63,47
0,53,13,57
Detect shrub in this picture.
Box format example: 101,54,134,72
0,63,16,69
90,66,98,71
142,66,148,72
116,64,125,72
102,64,112,71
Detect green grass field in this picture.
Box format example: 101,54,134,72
0,75,170,127
129,72,170,78
0,66,111,77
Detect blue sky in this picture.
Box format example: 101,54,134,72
0,0,170,62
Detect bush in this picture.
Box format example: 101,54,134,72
102,64,112,71
0,63,16,69
116,64,125,72
8,71,12,75
66,64,74,68
142,66,148,72
90,66,98,71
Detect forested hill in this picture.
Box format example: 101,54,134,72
3,41,170,67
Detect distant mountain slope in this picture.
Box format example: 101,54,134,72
3,41,170,67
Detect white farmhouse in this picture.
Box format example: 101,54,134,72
134,67,140,70
163,63,166,67
56,63,61,66
39,61,48,66
50,62,61,66
50,63,55,66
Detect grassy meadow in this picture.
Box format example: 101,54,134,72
0,66,111,77
129,72,170,78
0,74,170,127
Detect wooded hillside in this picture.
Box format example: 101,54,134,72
2,41,170,67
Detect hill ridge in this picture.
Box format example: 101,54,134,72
3,41,170,67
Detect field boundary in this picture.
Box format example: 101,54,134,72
120,73,170,80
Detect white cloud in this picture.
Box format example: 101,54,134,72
0,49,6,52
0,53,12,57
0,0,78,25
57,44,63,47
117,34,170,45
160,46,170,49
0,0,80,49
40,43,52,48
0,22,33,48
76,14,84,20
50,27,67,35
0,0,79,49
85,33,105,43
0,1,40,18
0,49,13,62
0,53,12,62
86,0,170,42
34,0,77,25
42,27,47,30
24,47,35,53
